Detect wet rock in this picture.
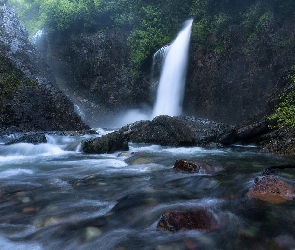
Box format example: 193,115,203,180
258,127,295,156
82,131,129,154
69,174,104,188
173,159,223,174
247,175,295,204
85,226,102,240
5,133,47,145
120,115,236,147
22,207,38,214
157,210,218,232
121,116,195,147
236,120,271,143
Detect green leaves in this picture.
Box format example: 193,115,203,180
268,70,295,128
9,0,102,35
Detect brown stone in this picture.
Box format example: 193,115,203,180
157,210,219,232
173,159,223,174
247,175,295,204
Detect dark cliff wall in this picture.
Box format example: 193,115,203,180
0,3,89,132
185,14,295,125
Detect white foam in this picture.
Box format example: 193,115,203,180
0,168,34,178
0,235,42,250
0,143,67,157
129,144,225,155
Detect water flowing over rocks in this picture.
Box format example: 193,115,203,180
157,210,219,232
173,159,223,174
5,132,47,145
82,115,237,154
247,175,295,204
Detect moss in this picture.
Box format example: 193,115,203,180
0,55,38,103
267,67,295,128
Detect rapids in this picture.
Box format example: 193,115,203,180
0,131,295,249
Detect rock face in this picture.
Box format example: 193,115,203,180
37,28,146,126
173,159,223,174
185,13,295,125
0,3,89,133
247,176,295,204
82,131,129,154
258,127,295,156
157,210,218,232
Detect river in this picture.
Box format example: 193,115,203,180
0,129,294,250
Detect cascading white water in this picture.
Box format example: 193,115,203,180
151,19,193,118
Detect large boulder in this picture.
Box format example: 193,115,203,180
121,115,236,147
247,175,295,204
121,116,195,146
82,131,129,154
157,210,219,232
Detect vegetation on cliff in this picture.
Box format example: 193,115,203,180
268,67,295,128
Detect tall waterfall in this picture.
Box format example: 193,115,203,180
151,19,193,118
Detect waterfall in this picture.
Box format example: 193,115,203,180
151,19,193,118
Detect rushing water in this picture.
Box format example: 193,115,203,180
152,19,193,118
0,131,295,250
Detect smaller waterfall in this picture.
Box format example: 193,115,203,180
151,19,193,118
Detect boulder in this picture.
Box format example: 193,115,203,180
82,131,128,154
120,115,236,147
247,175,295,204
157,210,218,232
121,115,195,146
173,159,223,174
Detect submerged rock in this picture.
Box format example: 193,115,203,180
173,159,223,174
82,131,128,154
157,210,218,232
247,175,295,204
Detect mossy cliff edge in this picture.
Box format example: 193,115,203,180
0,2,88,133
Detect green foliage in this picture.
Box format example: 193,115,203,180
241,4,260,29
127,4,172,68
9,0,102,36
268,68,295,128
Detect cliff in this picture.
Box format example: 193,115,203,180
0,2,89,133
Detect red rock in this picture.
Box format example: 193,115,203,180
157,210,219,232
247,175,295,204
173,159,223,174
